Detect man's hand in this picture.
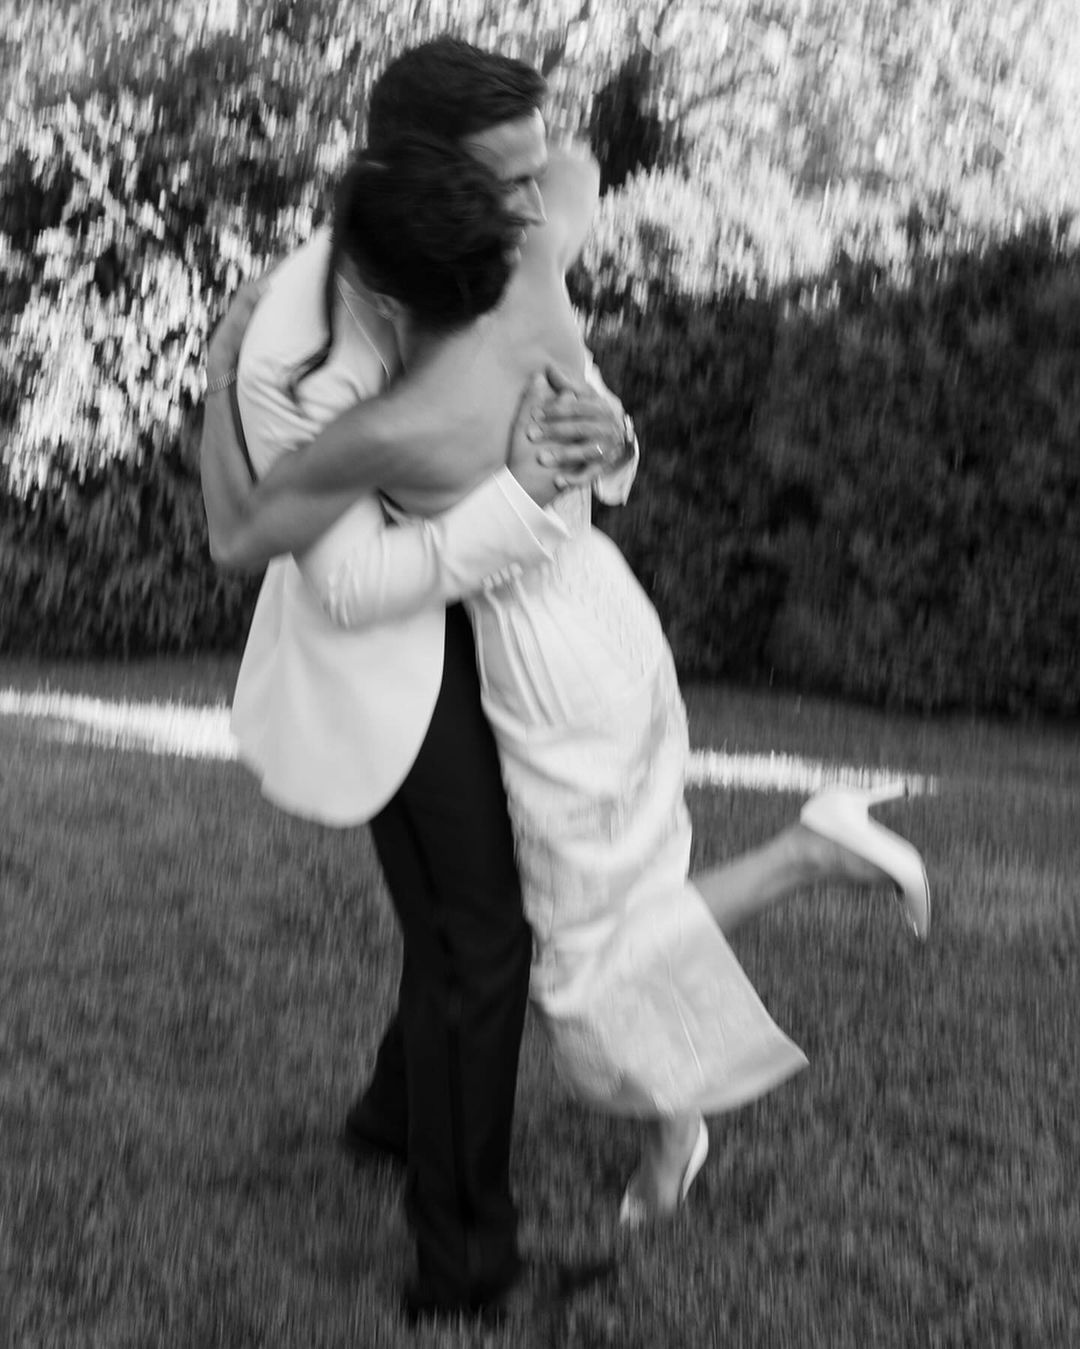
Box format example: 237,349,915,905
508,372,608,506
533,364,631,470
200,277,271,568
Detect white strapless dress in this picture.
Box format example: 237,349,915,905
466,487,808,1117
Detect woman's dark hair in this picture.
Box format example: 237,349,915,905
367,37,547,151
288,135,518,398
338,134,517,329
288,38,544,398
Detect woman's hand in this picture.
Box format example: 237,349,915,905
508,372,608,506
533,364,631,472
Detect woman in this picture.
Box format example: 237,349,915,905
240,133,930,1223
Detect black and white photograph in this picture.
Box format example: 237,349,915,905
1,3,1076,1345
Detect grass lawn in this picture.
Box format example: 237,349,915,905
2,658,1078,1348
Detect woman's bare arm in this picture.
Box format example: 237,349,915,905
254,356,507,518
205,150,614,567
199,271,368,568
256,149,610,519
200,276,488,565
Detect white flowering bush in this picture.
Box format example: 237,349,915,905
1,0,1078,709
4,0,1080,493
0,76,329,495
578,150,843,310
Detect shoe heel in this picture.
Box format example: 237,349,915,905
862,780,909,809
679,1118,709,1203
800,783,931,941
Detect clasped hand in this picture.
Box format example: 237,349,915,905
508,365,627,507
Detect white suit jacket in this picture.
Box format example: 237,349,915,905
230,233,571,826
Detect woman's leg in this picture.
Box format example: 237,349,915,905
624,826,888,1222
693,823,889,936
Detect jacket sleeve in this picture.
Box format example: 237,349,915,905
298,468,570,629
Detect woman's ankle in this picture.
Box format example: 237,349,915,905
647,1115,701,1199
657,1112,700,1154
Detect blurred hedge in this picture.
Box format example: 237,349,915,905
3,1,1080,715
4,213,1076,715
578,223,1080,716
0,424,255,658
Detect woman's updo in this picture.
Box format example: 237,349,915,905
333,133,520,333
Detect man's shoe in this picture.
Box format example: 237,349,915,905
338,1101,407,1171
401,1252,618,1329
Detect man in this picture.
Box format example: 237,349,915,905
200,38,634,1325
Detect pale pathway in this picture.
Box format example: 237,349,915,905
0,688,938,796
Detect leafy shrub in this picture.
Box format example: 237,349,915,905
755,228,1080,714
585,298,788,683
580,223,1080,715
0,416,258,657
5,0,1080,493
2,0,1079,716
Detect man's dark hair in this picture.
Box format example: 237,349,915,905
368,36,547,152
287,37,544,399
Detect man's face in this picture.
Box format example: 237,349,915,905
464,109,549,239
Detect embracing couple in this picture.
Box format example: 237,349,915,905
200,36,930,1328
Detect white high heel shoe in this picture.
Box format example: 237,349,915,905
619,1117,709,1229
800,783,931,941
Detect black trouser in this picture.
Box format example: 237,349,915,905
365,603,531,1306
